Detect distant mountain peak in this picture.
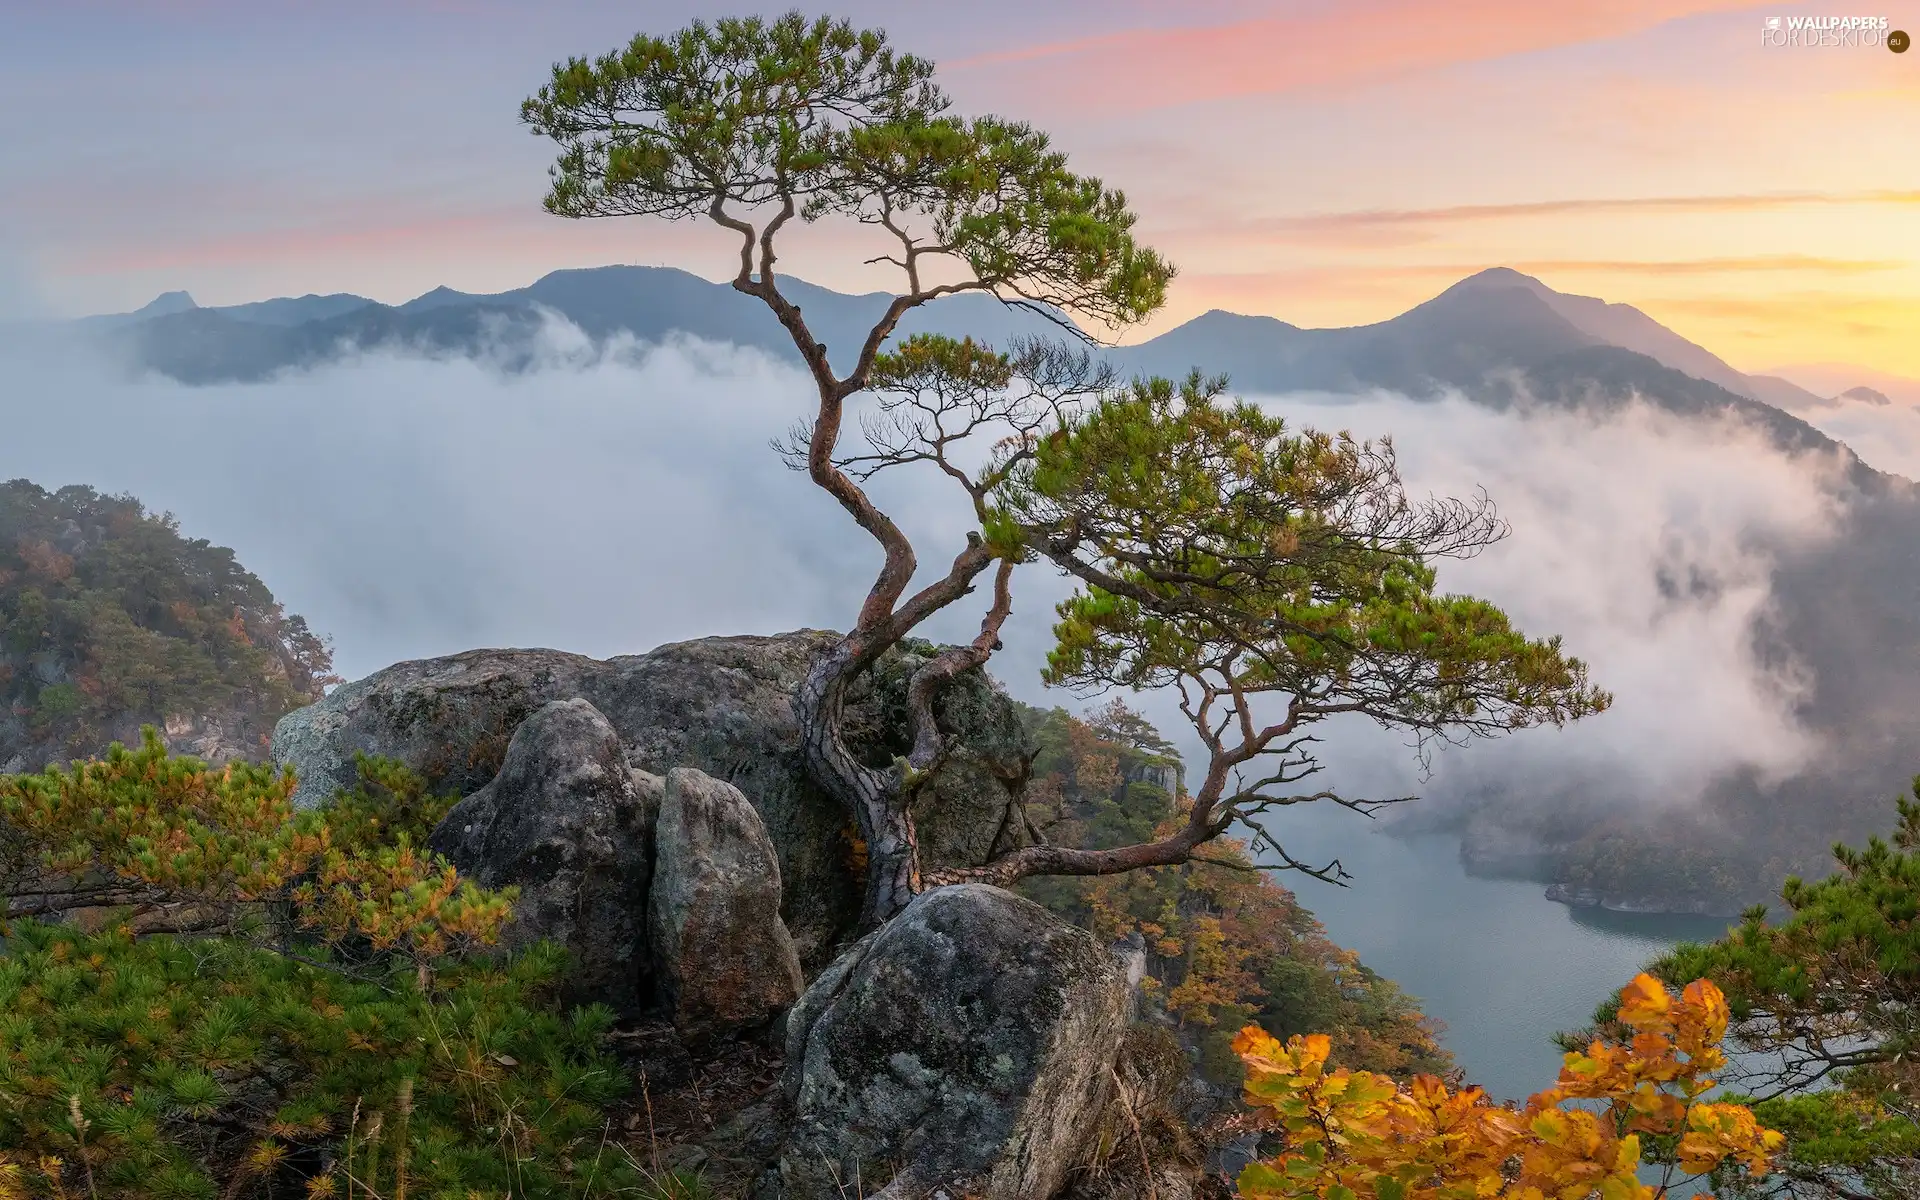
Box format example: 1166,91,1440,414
1421,267,1830,412
137,290,198,315
1837,386,1892,406
1451,266,1550,291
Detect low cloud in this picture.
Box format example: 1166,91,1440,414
1791,398,1920,480
0,318,1850,825
1234,392,1844,811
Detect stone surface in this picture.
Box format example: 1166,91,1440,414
779,884,1131,1200
650,767,804,1040
426,699,656,1015
1061,1023,1214,1200
273,632,1033,965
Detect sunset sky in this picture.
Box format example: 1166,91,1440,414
3,0,1917,376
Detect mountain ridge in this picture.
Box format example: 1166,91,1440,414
63,263,1871,413
36,265,1903,498
47,265,1892,482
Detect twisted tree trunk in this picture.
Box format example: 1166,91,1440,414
795,641,922,928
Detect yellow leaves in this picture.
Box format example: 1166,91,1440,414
1678,1104,1786,1176
244,1139,290,1176
0,731,511,965
1616,974,1671,1027
1234,973,1780,1200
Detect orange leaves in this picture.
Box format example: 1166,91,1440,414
1539,975,1731,1111
1677,1104,1784,1177
1616,974,1671,1025
1234,973,1781,1200
14,539,73,582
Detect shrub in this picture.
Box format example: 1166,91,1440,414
1232,973,1783,1200
0,926,639,1199
0,740,663,1198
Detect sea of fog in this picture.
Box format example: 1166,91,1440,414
0,322,1869,1095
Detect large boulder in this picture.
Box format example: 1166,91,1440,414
426,699,656,1015
778,884,1131,1200
273,632,1032,965
650,767,804,1041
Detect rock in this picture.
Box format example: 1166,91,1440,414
273,647,603,811
426,699,656,1015
1541,882,1729,916
650,767,804,1041
779,884,1130,1200
1112,930,1148,1006
273,632,1033,966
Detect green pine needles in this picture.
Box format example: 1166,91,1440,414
0,742,686,1199
1630,781,1920,1199
0,927,635,1199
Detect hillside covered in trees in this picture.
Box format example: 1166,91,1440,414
1017,700,1454,1087
0,480,336,772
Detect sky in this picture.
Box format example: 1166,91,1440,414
2,0,1917,376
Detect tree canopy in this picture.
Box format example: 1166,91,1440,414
522,10,1173,355
918,369,1609,886
524,12,1603,923
1234,973,1784,1200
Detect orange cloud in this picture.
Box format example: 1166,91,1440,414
1507,256,1907,276
947,0,1760,112
1227,191,1920,236
1186,257,1905,287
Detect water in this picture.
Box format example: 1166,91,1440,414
1259,806,1737,1103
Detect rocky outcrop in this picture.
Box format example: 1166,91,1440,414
273,632,1031,965
1542,882,1731,916
426,699,656,1015
778,884,1130,1200
650,767,804,1041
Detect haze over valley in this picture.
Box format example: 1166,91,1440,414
6,264,1916,919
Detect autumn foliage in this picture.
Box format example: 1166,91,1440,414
0,739,661,1198
0,729,511,959
1233,973,1783,1200
1019,702,1452,1083
0,480,337,764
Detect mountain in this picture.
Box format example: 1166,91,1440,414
214,292,375,326
75,289,200,331
1838,386,1894,406
1109,270,1882,493
61,265,1885,488
1108,267,1829,411
76,265,1074,385
0,480,336,773
1766,363,1920,409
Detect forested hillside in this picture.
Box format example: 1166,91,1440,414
1016,700,1453,1086
0,480,336,771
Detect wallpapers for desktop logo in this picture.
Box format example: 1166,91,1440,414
1760,14,1904,48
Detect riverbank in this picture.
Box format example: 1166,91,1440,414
1254,808,1738,1101
1541,881,1739,917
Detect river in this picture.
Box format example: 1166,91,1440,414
1259,806,1738,1103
